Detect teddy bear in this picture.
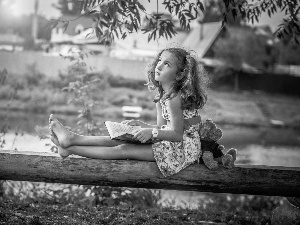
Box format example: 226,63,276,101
199,118,237,170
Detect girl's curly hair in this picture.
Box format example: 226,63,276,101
145,47,210,110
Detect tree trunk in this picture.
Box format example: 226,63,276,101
234,71,239,92
1,150,300,197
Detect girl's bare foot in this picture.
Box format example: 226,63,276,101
49,114,75,149
57,146,71,159
49,131,70,158
50,133,59,146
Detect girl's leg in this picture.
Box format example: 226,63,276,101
49,114,123,148
66,143,155,161
49,114,155,161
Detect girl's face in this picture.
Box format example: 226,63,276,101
155,51,179,86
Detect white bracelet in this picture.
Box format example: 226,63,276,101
152,128,158,138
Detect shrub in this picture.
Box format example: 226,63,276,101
0,85,12,100
140,108,156,122
110,95,131,106
24,63,46,87
2,181,162,209
26,95,50,113
108,75,146,90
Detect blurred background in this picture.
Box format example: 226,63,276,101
0,0,299,223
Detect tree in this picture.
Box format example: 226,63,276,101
276,40,300,65
48,0,299,44
202,0,244,26
213,26,273,91
222,0,300,44
52,0,82,15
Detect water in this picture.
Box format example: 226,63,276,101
2,111,299,166
1,111,300,208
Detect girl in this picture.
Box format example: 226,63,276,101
49,47,236,177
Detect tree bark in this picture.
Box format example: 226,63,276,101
0,150,299,197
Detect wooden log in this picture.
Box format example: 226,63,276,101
0,150,300,197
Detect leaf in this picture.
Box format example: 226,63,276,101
100,20,109,28
136,11,141,24
62,21,70,33
89,9,98,14
85,30,93,39
46,19,59,30
166,27,172,39
231,8,237,19
114,29,119,39
158,28,163,38
148,30,155,42
198,0,204,12
295,6,300,16
175,4,180,14
95,27,103,38
136,1,146,11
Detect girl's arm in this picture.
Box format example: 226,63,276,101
154,95,184,142
133,95,184,143
156,102,167,128
122,102,167,129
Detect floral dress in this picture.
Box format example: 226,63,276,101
152,99,202,177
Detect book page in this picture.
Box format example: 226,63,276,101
105,121,141,139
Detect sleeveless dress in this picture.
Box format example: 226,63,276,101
152,99,202,177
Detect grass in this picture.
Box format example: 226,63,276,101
1,80,300,128
1,68,300,128
0,193,286,225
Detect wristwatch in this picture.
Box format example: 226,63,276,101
152,128,159,138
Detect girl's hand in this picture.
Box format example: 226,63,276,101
121,120,142,126
133,128,153,143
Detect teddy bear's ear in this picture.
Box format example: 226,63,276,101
199,119,223,141
199,121,211,138
208,128,223,141
205,119,223,141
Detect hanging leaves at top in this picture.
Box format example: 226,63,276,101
47,0,300,44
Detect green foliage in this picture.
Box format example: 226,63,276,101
52,0,82,15
140,108,156,122
214,27,273,71
60,49,108,135
49,0,205,43
0,181,286,224
48,0,299,44
0,63,47,91
108,75,146,90
275,41,300,65
25,63,46,86
222,0,300,44
0,69,19,150
1,180,162,210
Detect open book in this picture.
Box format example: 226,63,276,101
104,121,153,144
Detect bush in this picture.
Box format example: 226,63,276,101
1,181,162,209
24,63,46,87
25,95,50,113
0,85,12,100
140,108,156,122
108,75,146,90
110,95,131,106
1,180,286,224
